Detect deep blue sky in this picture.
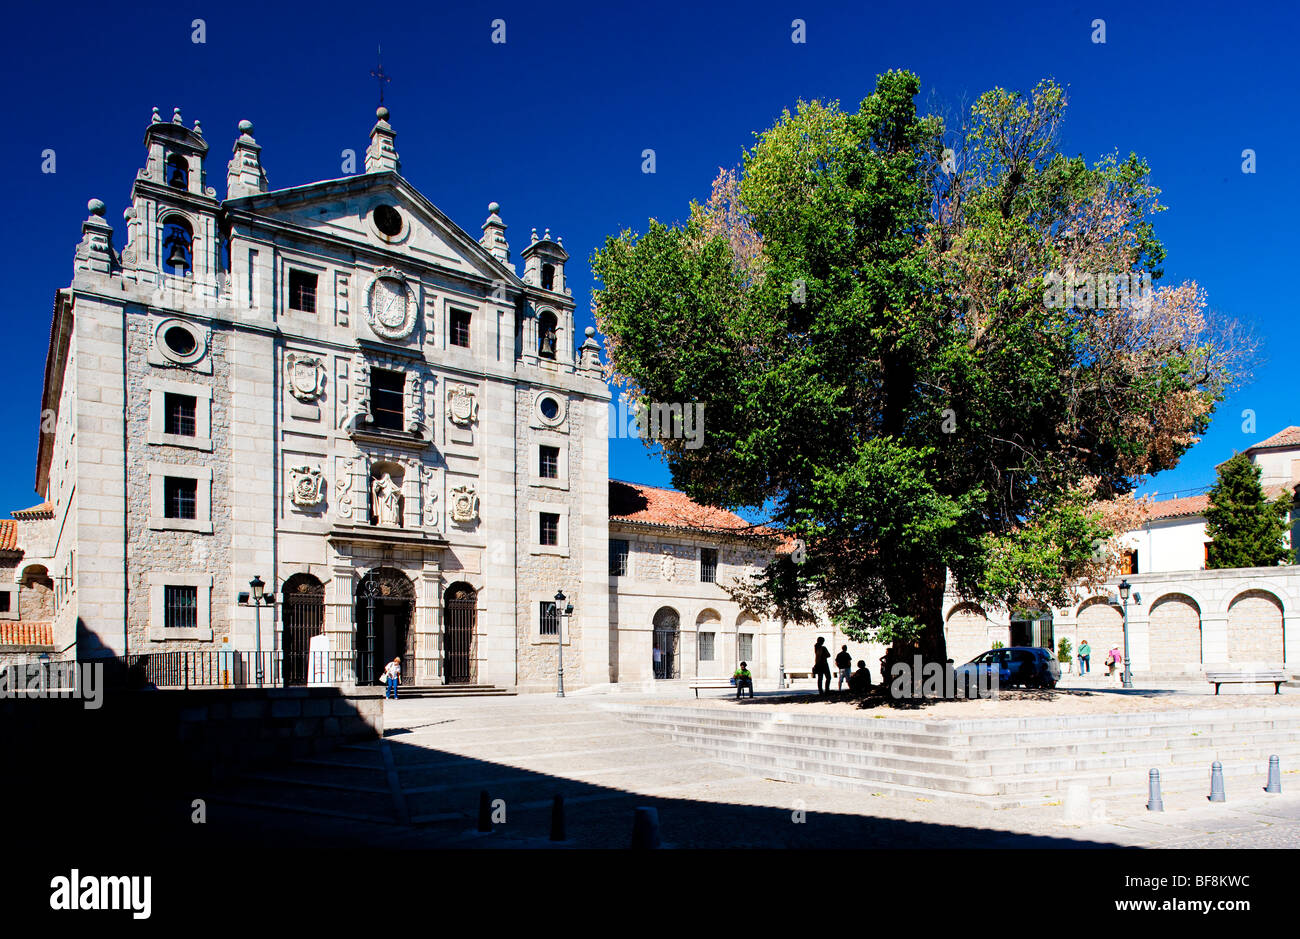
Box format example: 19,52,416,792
2,0,1295,516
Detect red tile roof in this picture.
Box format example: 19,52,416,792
1247,426,1300,451
1143,484,1291,522
0,520,18,552
609,480,754,533
11,501,52,520
0,622,53,647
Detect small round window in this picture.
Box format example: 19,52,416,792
372,204,403,238
539,396,560,420
164,326,196,357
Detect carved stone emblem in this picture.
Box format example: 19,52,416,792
286,352,326,402
449,485,479,524
335,458,354,519
422,465,439,527
446,383,478,426
289,465,325,508
366,267,416,341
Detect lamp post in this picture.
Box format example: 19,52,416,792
554,590,573,698
1118,579,1134,690
249,576,267,686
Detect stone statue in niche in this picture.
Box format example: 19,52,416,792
286,353,326,402
289,465,325,508
371,473,404,527
449,485,479,524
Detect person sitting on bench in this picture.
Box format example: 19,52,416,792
733,662,754,698
848,660,872,693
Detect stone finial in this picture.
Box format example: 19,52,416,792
172,107,183,125
75,198,116,276
530,227,539,244
480,201,510,265
227,118,269,199
192,119,203,136
151,106,161,124
543,227,551,242
579,325,602,372
365,106,400,173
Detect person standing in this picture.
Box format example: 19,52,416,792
1106,646,1122,678
835,645,852,691
813,637,832,694
383,656,401,699
1078,639,1091,675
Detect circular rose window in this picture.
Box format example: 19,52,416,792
154,318,206,366
164,326,196,356
372,204,403,238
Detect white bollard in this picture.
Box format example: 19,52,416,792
1063,782,1090,824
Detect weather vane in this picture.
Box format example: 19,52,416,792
370,45,392,105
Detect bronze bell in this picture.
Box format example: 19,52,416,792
166,241,190,271
168,166,186,188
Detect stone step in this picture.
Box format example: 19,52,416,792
395,685,516,698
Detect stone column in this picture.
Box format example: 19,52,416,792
419,561,443,685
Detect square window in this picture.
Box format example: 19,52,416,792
164,393,196,437
539,512,560,547
164,585,198,630
0,593,10,613
700,548,718,583
610,539,629,577
163,477,197,519
699,632,715,661
289,269,317,313
539,445,559,479
540,601,559,636
450,309,472,348
369,368,406,431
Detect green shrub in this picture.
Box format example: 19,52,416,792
1058,637,1072,663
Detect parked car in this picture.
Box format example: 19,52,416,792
956,647,1060,691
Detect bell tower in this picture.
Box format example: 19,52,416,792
121,106,222,296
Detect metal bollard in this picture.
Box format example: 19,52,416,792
1146,769,1164,811
631,806,661,849
550,794,566,841
1209,761,1226,802
477,789,493,832
1265,755,1282,794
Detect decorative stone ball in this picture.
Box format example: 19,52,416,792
239,119,254,135
124,207,135,221
585,326,596,338
376,106,390,121
488,202,500,214
87,198,106,216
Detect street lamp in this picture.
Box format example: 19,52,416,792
249,576,272,687
1118,579,1134,690
554,590,573,698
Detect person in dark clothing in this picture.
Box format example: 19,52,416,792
835,645,852,690
813,637,832,693
848,660,872,693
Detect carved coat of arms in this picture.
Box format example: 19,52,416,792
449,485,479,524
446,384,478,426
286,353,326,402
289,465,326,508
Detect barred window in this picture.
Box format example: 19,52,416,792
0,593,9,613
700,547,718,583
739,633,754,662
370,367,406,431
539,445,559,479
540,601,559,636
450,309,472,348
539,512,560,547
163,477,197,519
164,393,196,436
289,269,317,313
609,539,629,577
699,631,715,661
164,585,198,630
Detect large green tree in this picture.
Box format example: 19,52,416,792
592,71,1247,665
1204,453,1292,568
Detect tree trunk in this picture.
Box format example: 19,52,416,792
883,565,949,688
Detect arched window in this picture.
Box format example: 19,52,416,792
541,263,555,291
652,606,680,679
161,216,193,276
538,311,558,359
166,154,189,189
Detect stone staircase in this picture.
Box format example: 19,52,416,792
606,703,1300,808
397,684,515,699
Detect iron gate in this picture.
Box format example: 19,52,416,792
444,584,477,684
282,577,324,686
653,627,680,679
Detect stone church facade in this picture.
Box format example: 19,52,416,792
9,105,792,691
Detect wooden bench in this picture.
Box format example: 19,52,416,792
1205,669,1288,694
689,677,749,698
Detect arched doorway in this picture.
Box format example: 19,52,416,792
1148,593,1202,672
653,607,680,679
354,568,415,685
443,582,478,684
281,573,324,686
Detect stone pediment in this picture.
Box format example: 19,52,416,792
225,173,523,290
